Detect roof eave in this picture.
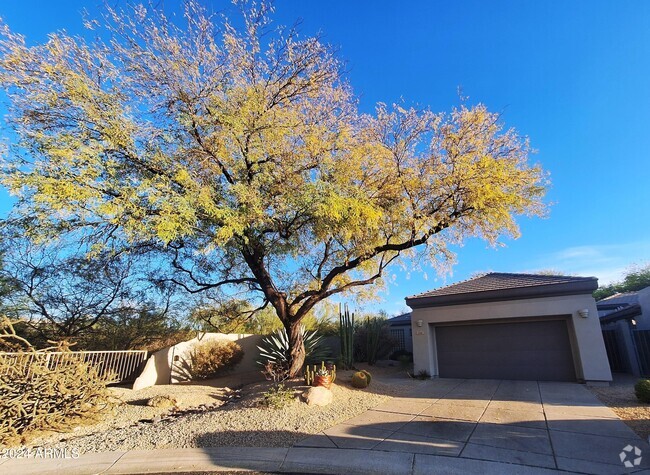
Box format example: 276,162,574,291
599,304,642,324
405,279,598,309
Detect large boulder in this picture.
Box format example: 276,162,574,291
302,386,333,406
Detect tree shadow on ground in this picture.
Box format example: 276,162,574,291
192,415,650,473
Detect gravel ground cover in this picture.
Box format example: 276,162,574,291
28,364,417,453
589,374,650,441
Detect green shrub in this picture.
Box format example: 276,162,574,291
390,350,413,362
353,323,396,364
398,354,412,370
351,371,369,388
261,383,295,409
635,379,650,403
189,339,244,380
0,351,115,446
415,369,431,380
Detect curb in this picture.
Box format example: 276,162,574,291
2,446,565,475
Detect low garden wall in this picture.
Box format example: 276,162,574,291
133,333,264,390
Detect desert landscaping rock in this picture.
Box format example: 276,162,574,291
25,365,416,454
146,395,177,408
302,386,333,406
590,376,650,441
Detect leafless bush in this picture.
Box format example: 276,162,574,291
0,319,115,446
188,339,244,380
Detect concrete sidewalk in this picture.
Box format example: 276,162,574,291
0,446,572,474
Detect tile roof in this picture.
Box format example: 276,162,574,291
408,272,597,300
596,292,639,307
387,312,411,325
405,272,598,308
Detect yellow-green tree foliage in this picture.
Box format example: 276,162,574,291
0,2,548,375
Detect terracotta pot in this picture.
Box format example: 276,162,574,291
314,374,332,389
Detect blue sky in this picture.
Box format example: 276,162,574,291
1,1,649,315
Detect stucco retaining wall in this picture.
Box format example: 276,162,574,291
133,333,264,390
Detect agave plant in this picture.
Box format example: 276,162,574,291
257,326,330,368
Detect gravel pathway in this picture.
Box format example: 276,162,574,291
590,374,650,441
28,365,418,454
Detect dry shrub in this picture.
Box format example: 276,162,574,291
189,339,244,380
0,351,115,446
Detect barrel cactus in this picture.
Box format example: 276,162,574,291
361,369,372,384
351,371,369,388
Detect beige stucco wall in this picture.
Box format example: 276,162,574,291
409,293,612,383
133,333,264,390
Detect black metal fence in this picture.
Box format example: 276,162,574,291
602,329,628,373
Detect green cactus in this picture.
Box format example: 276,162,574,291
304,362,336,386
351,371,369,388
361,369,372,384
365,317,383,365
339,304,355,370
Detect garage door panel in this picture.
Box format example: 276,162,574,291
435,320,576,381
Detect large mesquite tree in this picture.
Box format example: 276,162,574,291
0,1,547,376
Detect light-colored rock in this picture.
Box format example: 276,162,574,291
302,386,333,406
28,366,404,454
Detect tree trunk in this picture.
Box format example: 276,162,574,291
285,319,305,378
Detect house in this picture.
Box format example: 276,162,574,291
405,272,612,384
598,286,650,376
386,312,413,354
598,286,650,329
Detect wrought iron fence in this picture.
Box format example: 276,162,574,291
0,350,148,383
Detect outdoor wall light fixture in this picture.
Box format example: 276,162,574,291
577,309,589,318
417,320,423,327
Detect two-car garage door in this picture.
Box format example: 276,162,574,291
435,319,577,381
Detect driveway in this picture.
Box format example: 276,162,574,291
296,379,650,474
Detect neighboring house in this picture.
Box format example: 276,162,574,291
598,286,650,376
598,287,650,329
405,272,612,384
387,312,413,353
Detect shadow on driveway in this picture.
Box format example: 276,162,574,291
192,378,650,474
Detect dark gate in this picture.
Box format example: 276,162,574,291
602,329,628,373
633,330,650,376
